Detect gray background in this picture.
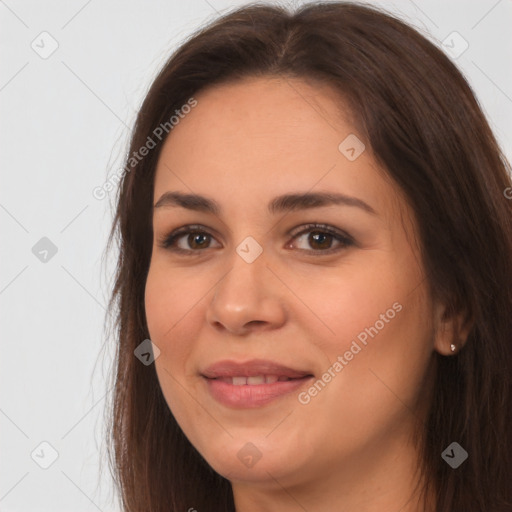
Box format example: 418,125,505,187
1,0,511,510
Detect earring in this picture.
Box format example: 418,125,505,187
450,343,456,353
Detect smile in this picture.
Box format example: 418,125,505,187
203,375,314,408
215,375,297,385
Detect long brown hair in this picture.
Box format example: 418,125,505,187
103,2,512,510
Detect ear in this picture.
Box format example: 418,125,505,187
432,299,473,356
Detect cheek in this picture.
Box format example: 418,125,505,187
145,264,205,427
144,264,200,384
144,262,202,345
299,258,404,355
304,255,433,422
145,272,170,349
315,282,434,438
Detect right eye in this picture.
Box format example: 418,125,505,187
158,225,221,255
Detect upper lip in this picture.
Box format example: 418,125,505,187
201,359,313,379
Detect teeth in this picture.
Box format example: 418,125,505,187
247,375,265,385
219,375,292,385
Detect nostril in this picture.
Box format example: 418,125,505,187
248,320,266,327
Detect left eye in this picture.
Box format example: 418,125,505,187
158,223,354,256
289,225,354,254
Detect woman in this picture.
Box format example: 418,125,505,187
104,2,512,511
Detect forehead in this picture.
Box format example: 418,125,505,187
153,76,404,226
158,76,356,160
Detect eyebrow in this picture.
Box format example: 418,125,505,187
153,191,378,216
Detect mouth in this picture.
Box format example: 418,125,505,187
200,359,315,408
212,375,304,385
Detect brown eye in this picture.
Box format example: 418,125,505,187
159,225,221,254
307,231,334,250
186,232,211,250
159,223,354,256
289,224,354,255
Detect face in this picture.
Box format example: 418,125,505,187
144,76,442,491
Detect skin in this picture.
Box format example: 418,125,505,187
144,76,471,512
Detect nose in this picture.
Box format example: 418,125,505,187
206,247,287,336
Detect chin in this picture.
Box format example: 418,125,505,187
196,434,306,485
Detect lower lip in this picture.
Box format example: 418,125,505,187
202,376,314,408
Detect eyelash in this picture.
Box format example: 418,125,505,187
158,223,354,256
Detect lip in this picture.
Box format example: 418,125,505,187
201,359,314,408
201,359,313,379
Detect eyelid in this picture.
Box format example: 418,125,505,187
158,223,354,255
288,223,353,241
157,224,221,253
286,223,354,254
